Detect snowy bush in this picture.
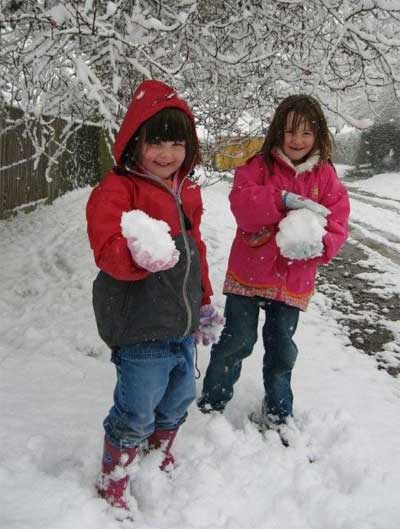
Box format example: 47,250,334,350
334,130,362,166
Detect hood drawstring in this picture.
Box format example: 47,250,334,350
172,171,180,193
194,342,201,380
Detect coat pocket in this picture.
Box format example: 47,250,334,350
240,226,274,247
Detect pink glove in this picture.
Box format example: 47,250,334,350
127,238,180,273
195,304,224,346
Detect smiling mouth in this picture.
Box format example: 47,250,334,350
154,162,173,167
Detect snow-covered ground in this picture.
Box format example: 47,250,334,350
346,171,400,200
1,173,400,529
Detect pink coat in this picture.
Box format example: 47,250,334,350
224,150,350,310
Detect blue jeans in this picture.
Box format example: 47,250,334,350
104,335,196,448
199,294,299,421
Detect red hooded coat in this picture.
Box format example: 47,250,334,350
86,80,212,347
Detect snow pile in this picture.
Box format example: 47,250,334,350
121,209,179,267
49,4,70,25
276,209,327,260
347,171,400,201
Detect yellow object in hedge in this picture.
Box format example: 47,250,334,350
214,137,264,171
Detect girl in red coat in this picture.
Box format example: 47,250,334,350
86,80,219,512
198,95,350,440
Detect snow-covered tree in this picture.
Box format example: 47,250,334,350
1,0,400,170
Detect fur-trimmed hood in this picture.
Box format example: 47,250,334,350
274,148,321,176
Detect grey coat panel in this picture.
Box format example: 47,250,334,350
92,234,202,348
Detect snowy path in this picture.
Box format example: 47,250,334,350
347,174,400,269
1,182,400,529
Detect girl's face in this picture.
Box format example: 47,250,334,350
282,112,316,165
140,140,186,179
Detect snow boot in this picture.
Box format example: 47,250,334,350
97,437,137,509
249,404,290,448
147,428,178,470
197,395,225,414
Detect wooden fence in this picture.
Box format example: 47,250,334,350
0,107,112,219
1,112,273,219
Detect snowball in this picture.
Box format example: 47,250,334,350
106,1,117,17
49,5,70,25
121,209,179,263
276,209,327,260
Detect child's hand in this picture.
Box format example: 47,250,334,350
282,191,330,218
195,304,224,346
127,237,180,272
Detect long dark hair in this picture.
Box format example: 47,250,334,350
262,95,334,166
121,108,200,175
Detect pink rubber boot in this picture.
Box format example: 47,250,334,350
147,428,178,470
97,437,137,509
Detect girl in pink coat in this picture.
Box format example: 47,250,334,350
198,95,350,439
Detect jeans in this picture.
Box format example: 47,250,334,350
200,294,299,421
104,335,196,448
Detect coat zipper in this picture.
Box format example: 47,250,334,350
276,254,288,301
126,167,193,336
175,177,193,336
